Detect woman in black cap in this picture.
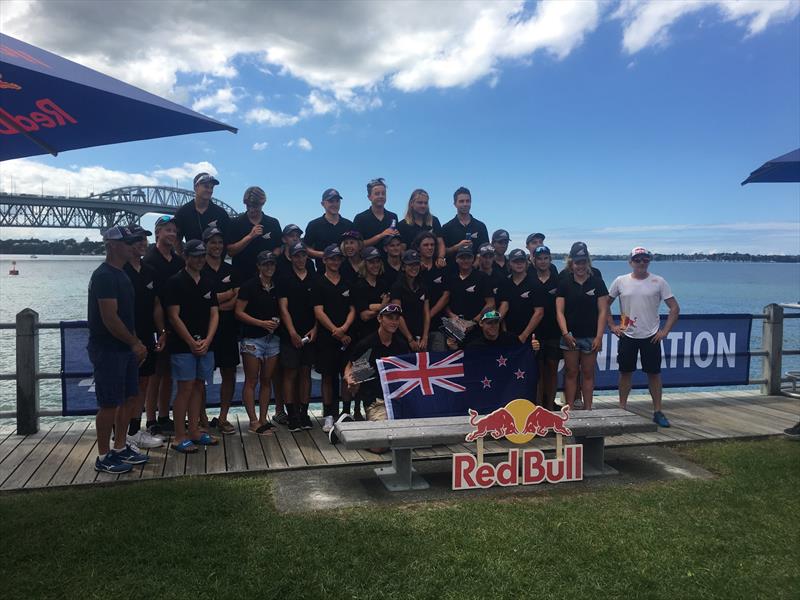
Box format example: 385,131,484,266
556,242,608,410
390,249,430,351
339,230,364,284
235,250,281,435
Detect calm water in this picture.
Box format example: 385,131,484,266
1,255,798,413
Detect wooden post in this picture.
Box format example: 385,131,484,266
16,308,40,434
761,303,784,396
476,438,484,465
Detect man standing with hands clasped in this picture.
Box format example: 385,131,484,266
607,247,680,428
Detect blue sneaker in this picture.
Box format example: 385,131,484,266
653,411,671,428
114,444,149,465
95,452,134,474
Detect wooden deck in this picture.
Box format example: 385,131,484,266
0,390,797,492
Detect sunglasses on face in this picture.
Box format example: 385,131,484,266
632,258,651,264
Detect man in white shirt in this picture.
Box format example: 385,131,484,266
607,247,680,427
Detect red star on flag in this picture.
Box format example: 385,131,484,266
514,369,526,380
481,376,492,389
496,355,508,367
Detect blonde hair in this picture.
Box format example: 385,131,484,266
565,256,592,272
358,257,384,279
339,237,364,258
403,188,433,227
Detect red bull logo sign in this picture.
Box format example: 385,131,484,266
0,98,77,135
453,399,582,491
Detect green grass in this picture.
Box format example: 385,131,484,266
1,439,798,599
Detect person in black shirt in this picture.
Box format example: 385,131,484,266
277,241,318,431
397,188,446,265
313,244,356,433
559,241,603,281
172,172,231,245
275,223,316,282
497,248,544,342
446,246,494,324
304,188,354,272
163,239,220,452
415,231,450,351
142,215,184,435
390,249,430,351
382,234,404,285
202,226,239,432
339,229,364,284
441,186,489,260
530,245,561,410
526,232,559,279
226,186,282,282
235,250,281,435
123,224,166,450
449,310,541,351
477,243,507,300
353,177,399,251
491,229,511,275
87,226,149,473
344,304,410,431
556,243,609,411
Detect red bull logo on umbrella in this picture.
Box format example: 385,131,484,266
453,399,582,490
0,73,22,90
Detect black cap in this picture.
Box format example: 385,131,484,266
184,239,207,256
202,226,223,242
382,233,402,246
401,249,421,264
492,229,510,242
282,223,303,236
193,172,220,187
243,186,266,205
526,232,545,245
508,248,528,261
102,226,137,243
322,188,342,202
257,250,277,264
289,241,307,256
127,223,152,237
478,243,495,257
362,246,382,261
154,215,175,230
569,241,589,260
341,230,363,241
456,245,474,257
323,244,344,259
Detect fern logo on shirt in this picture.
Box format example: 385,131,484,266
208,220,218,227
262,232,271,240
548,288,556,295
433,276,442,284
520,291,530,298
466,285,476,293
222,275,231,283
586,289,596,296
419,294,425,301
203,291,211,300
342,290,350,297
146,281,154,289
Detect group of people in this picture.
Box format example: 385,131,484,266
87,173,680,474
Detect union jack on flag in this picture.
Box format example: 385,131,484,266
377,351,466,399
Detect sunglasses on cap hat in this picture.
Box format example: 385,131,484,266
533,245,551,256
379,303,403,316
480,310,501,322
155,215,174,228
341,230,363,241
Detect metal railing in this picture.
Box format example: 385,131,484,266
1,304,799,435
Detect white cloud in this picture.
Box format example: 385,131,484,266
252,142,269,151
150,161,218,184
245,107,300,127
286,138,313,151
191,86,239,115
614,0,800,54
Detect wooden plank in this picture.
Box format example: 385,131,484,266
305,414,346,465
0,425,52,487
162,439,186,478
260,433,288,469
205,431,228,474
272,420,308,468
709,393,800,424
139,436,169,480
241,426,269,472
309,414,364,463
0,431,25,465
357,448,387,462
1,422,69,490
25,421,89,488
184,442,206,475
71,438,100,485
293,431,327,466
50,423,97,487
223,416,248,473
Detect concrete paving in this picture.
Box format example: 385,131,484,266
270,444,714,513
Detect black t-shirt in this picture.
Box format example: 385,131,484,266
143,244,185,300
481,268,507,299
557,272,609,338
351,276,390,340
311,274,353,332
304,214,354,271
390,278,428,338
463,329,521,348
87,262,135,352
353,207,398,250
447,270,492,321
123,261,159,344
558,266,603,281
420,264,448,315
276,269,318,336
382,260,403,287
498,273,544,337
173,201,231,244
163,269,219,353
202,261,238,339
531,271,561,340
275,252,316,282
396,216,442,248
441,215,489,255
237,276,280,339
492,259,509,277
226,213,282,282
339,258,362,285
348,332,410,405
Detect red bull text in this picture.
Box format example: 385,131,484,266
0,98,77,135
452,446,583,490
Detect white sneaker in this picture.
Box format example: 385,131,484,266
128,430,163,449
322,416,334,433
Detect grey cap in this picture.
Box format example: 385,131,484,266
257,250,277,264
126,223,152,237
456,245,475,257
243,186,266,205
508,248,528,261
322,188,342,202
202,226,223,242
492,229,510,242
289,241,308,256
401,249,421,264
193,172,220,187
478,243,495,257
184,239,207,256
282,223,303,236
569,241,589,260
362,246,382,261
102,226,136,243
323,244,344,259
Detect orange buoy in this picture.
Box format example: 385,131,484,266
9,260,19,276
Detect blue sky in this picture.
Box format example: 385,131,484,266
1,0,799,254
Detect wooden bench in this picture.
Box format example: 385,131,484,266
334,408,658,491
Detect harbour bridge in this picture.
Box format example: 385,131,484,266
0,186,238,229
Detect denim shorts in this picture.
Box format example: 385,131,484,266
559,336,595,353
88,345,139,407
171,352,215,382
240,335,280,359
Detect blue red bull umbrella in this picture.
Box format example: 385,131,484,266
741,148,800,185
0,34,236,161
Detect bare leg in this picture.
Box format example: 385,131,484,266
618,371,633,409
218,366,236,422
579,352,597,410
113,396,137,450
145,374,158,422
241,354,260,427
173,380,194,444
96,406,116,455
541,358,558,411
647,372,663,412
272,364,285,415
259,357,278,423
562,350,579,408
187,379,204,441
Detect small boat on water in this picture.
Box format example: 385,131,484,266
9,260,19,275
29,254,38,259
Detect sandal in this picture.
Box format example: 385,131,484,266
217,420,236,435
171,439,198,454
191,432,219,446
254,422,275,436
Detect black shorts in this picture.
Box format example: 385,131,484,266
618,334,661,374
537,338,562,362
138,341,157,377
314,333,347,376
280,338,315,369
213,329,240,369
88,345,138,407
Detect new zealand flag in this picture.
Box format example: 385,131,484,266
377,344,538,419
